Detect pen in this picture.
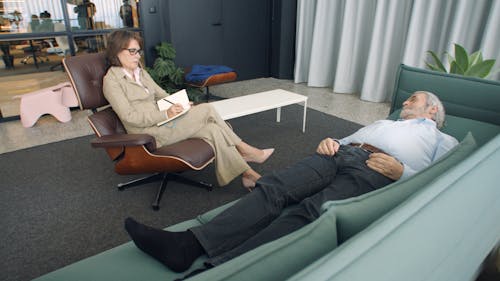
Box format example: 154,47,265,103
162,98,175,105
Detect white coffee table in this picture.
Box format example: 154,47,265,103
211,89,308,132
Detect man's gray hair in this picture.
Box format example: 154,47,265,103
420,91,445,129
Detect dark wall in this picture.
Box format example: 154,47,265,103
138,0,170,66
139,0,296,80
270,0,297,79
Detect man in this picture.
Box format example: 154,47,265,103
74,0,96,30
119,0,134,28
124,91,458,276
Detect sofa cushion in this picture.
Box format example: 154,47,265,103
388,110,499,145
189,208,339,281
440,115,500,146
32,219,203,281
322,132,477,243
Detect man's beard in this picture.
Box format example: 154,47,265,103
400,106,426,119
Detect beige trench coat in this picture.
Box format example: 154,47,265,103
103,67,250,186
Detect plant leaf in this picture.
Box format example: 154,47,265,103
465,59,495,78
454,43,469,72
425,62,444,72
426,51,447,72
469,51,481,67
450,61,465,75
148,41,206,100
156,42,176,60
445,51,455,67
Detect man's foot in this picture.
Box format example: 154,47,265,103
243,148,275,163
124,217,204,272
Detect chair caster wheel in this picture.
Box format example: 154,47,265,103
152,204,160,211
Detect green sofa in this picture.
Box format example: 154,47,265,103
33,65,500,281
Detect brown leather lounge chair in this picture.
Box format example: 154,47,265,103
63,53,215,210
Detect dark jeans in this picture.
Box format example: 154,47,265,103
190,145,394,266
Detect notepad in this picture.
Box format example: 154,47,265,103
156,89,191,126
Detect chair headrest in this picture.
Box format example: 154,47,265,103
63,52,108,110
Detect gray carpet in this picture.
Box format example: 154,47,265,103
0,105,362,281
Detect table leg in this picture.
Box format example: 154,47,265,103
276,107,281,122
302,100,307,132
30,40,39,69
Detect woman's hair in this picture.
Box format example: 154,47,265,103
105,30,143,67
420,91,445,129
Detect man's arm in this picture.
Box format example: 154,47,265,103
316,138,339,156
318,137,405,180
366,153,404,180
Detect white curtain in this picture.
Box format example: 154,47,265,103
294,0,500,102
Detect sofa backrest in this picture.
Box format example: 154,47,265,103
390,64,500,126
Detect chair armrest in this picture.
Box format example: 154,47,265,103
91,134,155,149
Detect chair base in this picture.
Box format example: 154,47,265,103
203,86,226,102
117,172,213,211
50,62,64,71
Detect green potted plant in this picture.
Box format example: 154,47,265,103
425,43,496,79
146,42,204,101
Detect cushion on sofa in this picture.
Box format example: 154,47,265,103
321,132,477,243
388,110,499,146
189,208,339,281
32,219,204,281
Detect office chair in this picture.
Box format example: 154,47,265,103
20,42,49,65
46,22,78,71
63,53,215,210
184,65,237,101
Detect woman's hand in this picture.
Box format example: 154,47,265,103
316,138,339,156
166,103,184,118
366,153,404,180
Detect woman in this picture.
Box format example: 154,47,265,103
103,30,273,189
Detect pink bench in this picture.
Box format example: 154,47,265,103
14,82,79,127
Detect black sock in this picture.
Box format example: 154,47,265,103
124,217,205,272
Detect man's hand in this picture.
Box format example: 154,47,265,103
316,138,339,156
366,153,404,180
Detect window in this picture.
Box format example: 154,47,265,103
0,0,140,34
67,0,140,30
0,0,142,76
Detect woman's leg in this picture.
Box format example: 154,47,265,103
193,123,251,186
236,141,275,164
185,103,273,187
195,103,274,165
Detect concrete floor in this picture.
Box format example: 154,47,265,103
0,77,390,154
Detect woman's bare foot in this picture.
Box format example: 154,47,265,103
242,169,261,191
242,148,275,164
242,177,256,191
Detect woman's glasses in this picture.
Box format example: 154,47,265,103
124,48,144,56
